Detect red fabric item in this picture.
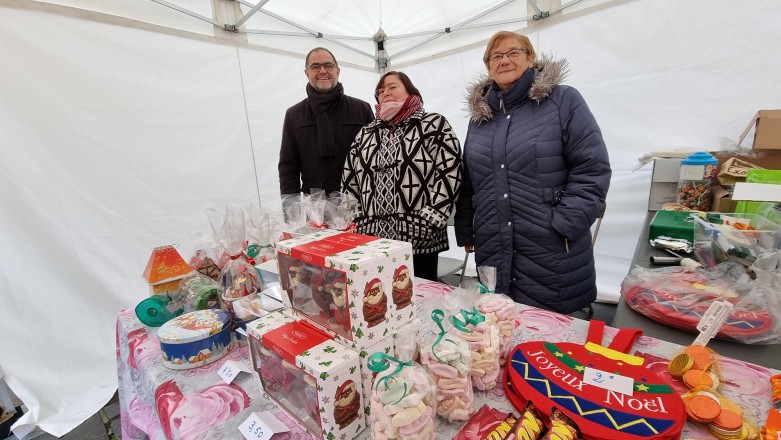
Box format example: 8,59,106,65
505,320,686,440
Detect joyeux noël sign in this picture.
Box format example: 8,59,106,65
508,341,686,440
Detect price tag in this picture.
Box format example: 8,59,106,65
693,301,733,346
583,367,635,396
218,360,251,384
238,412,289,440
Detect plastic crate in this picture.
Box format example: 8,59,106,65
692,212,781,267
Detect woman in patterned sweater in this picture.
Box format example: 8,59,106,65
341,71,463,281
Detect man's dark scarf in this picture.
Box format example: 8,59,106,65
306,82,344,158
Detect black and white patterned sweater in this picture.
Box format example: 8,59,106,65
341,110,463,254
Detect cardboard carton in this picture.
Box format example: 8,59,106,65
247,312,366,439
275,231,416,350
738,110,781,151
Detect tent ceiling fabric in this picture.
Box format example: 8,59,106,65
34,0,618,69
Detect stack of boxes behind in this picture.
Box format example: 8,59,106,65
246,230,416,439
647,110,781,213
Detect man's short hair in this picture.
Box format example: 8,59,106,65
305,47,338,67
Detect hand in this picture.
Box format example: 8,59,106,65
465,245,474,253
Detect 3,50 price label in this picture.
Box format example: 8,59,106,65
238,412,289,440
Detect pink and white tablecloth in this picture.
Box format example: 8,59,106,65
117,281,776,439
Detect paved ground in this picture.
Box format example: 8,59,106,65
5,276,617,440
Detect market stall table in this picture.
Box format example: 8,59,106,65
118,279,778,439
613,211,781,370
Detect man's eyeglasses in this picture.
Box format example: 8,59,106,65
307,62,337,72
375,84,401,98
488,48,530,64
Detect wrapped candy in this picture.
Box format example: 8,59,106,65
244,203,281,265
447,306,502,392
178,273,223,313
668,344,723,392
475,266,517,366
368,353,437,440
207,206,262,308
421,310,475,423
324,191,360,232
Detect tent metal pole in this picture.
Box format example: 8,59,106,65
390,32,446,60
385,0,516,42
233,0,375,61
149,0,217,25
234,0,271,29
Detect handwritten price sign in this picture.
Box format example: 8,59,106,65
218,360,250,384
238,412,289,440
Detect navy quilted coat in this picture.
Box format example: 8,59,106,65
454,57,611,314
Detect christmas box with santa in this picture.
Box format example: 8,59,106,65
275,231,416,351
246,310,366,440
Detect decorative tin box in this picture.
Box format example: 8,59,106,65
156,309,233,370
247,312,366,439
275,231,416,351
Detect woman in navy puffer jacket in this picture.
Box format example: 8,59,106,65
454,31,611,315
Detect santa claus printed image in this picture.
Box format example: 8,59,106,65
332,380,360,429
329,273,350,330
362,278,388,328
391,265,413,310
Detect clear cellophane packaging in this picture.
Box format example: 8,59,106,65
189,233,224,281
325,191,359,232
367,353,437,440
444,278,503,392
419,306,475,424
244,203,281,265
620,259,781,344
207,205,262,310
394,317,424,364
280,193,307,238
303,189,328,229
178,272,224,313
666,344,723,393
475,266,517,366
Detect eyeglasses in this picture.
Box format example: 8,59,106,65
307,62,337,72
488,48,530,64
375,84,401,98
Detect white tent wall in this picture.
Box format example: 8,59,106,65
0,5,264,437
2,0,781,437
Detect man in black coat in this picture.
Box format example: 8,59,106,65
278,47,374,196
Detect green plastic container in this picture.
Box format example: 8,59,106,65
648,210,695,243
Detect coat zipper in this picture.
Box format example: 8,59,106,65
500,97,505,114
565,237,570,253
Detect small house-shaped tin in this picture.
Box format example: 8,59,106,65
143,245,194,296
275,231,416,351
246,312,366,440
157,309,234,370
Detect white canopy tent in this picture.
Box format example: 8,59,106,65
2,0,781,436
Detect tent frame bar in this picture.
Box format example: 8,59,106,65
233,0,271,29
149,0,217,25
234,0,376,61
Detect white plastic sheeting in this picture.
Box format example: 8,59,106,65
2,0,781,436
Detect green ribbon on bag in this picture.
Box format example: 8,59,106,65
367,352,412,403
431,309,460,364
450,307,485,333
477,282,495,294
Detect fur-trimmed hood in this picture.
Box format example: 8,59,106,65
466,55,570,122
